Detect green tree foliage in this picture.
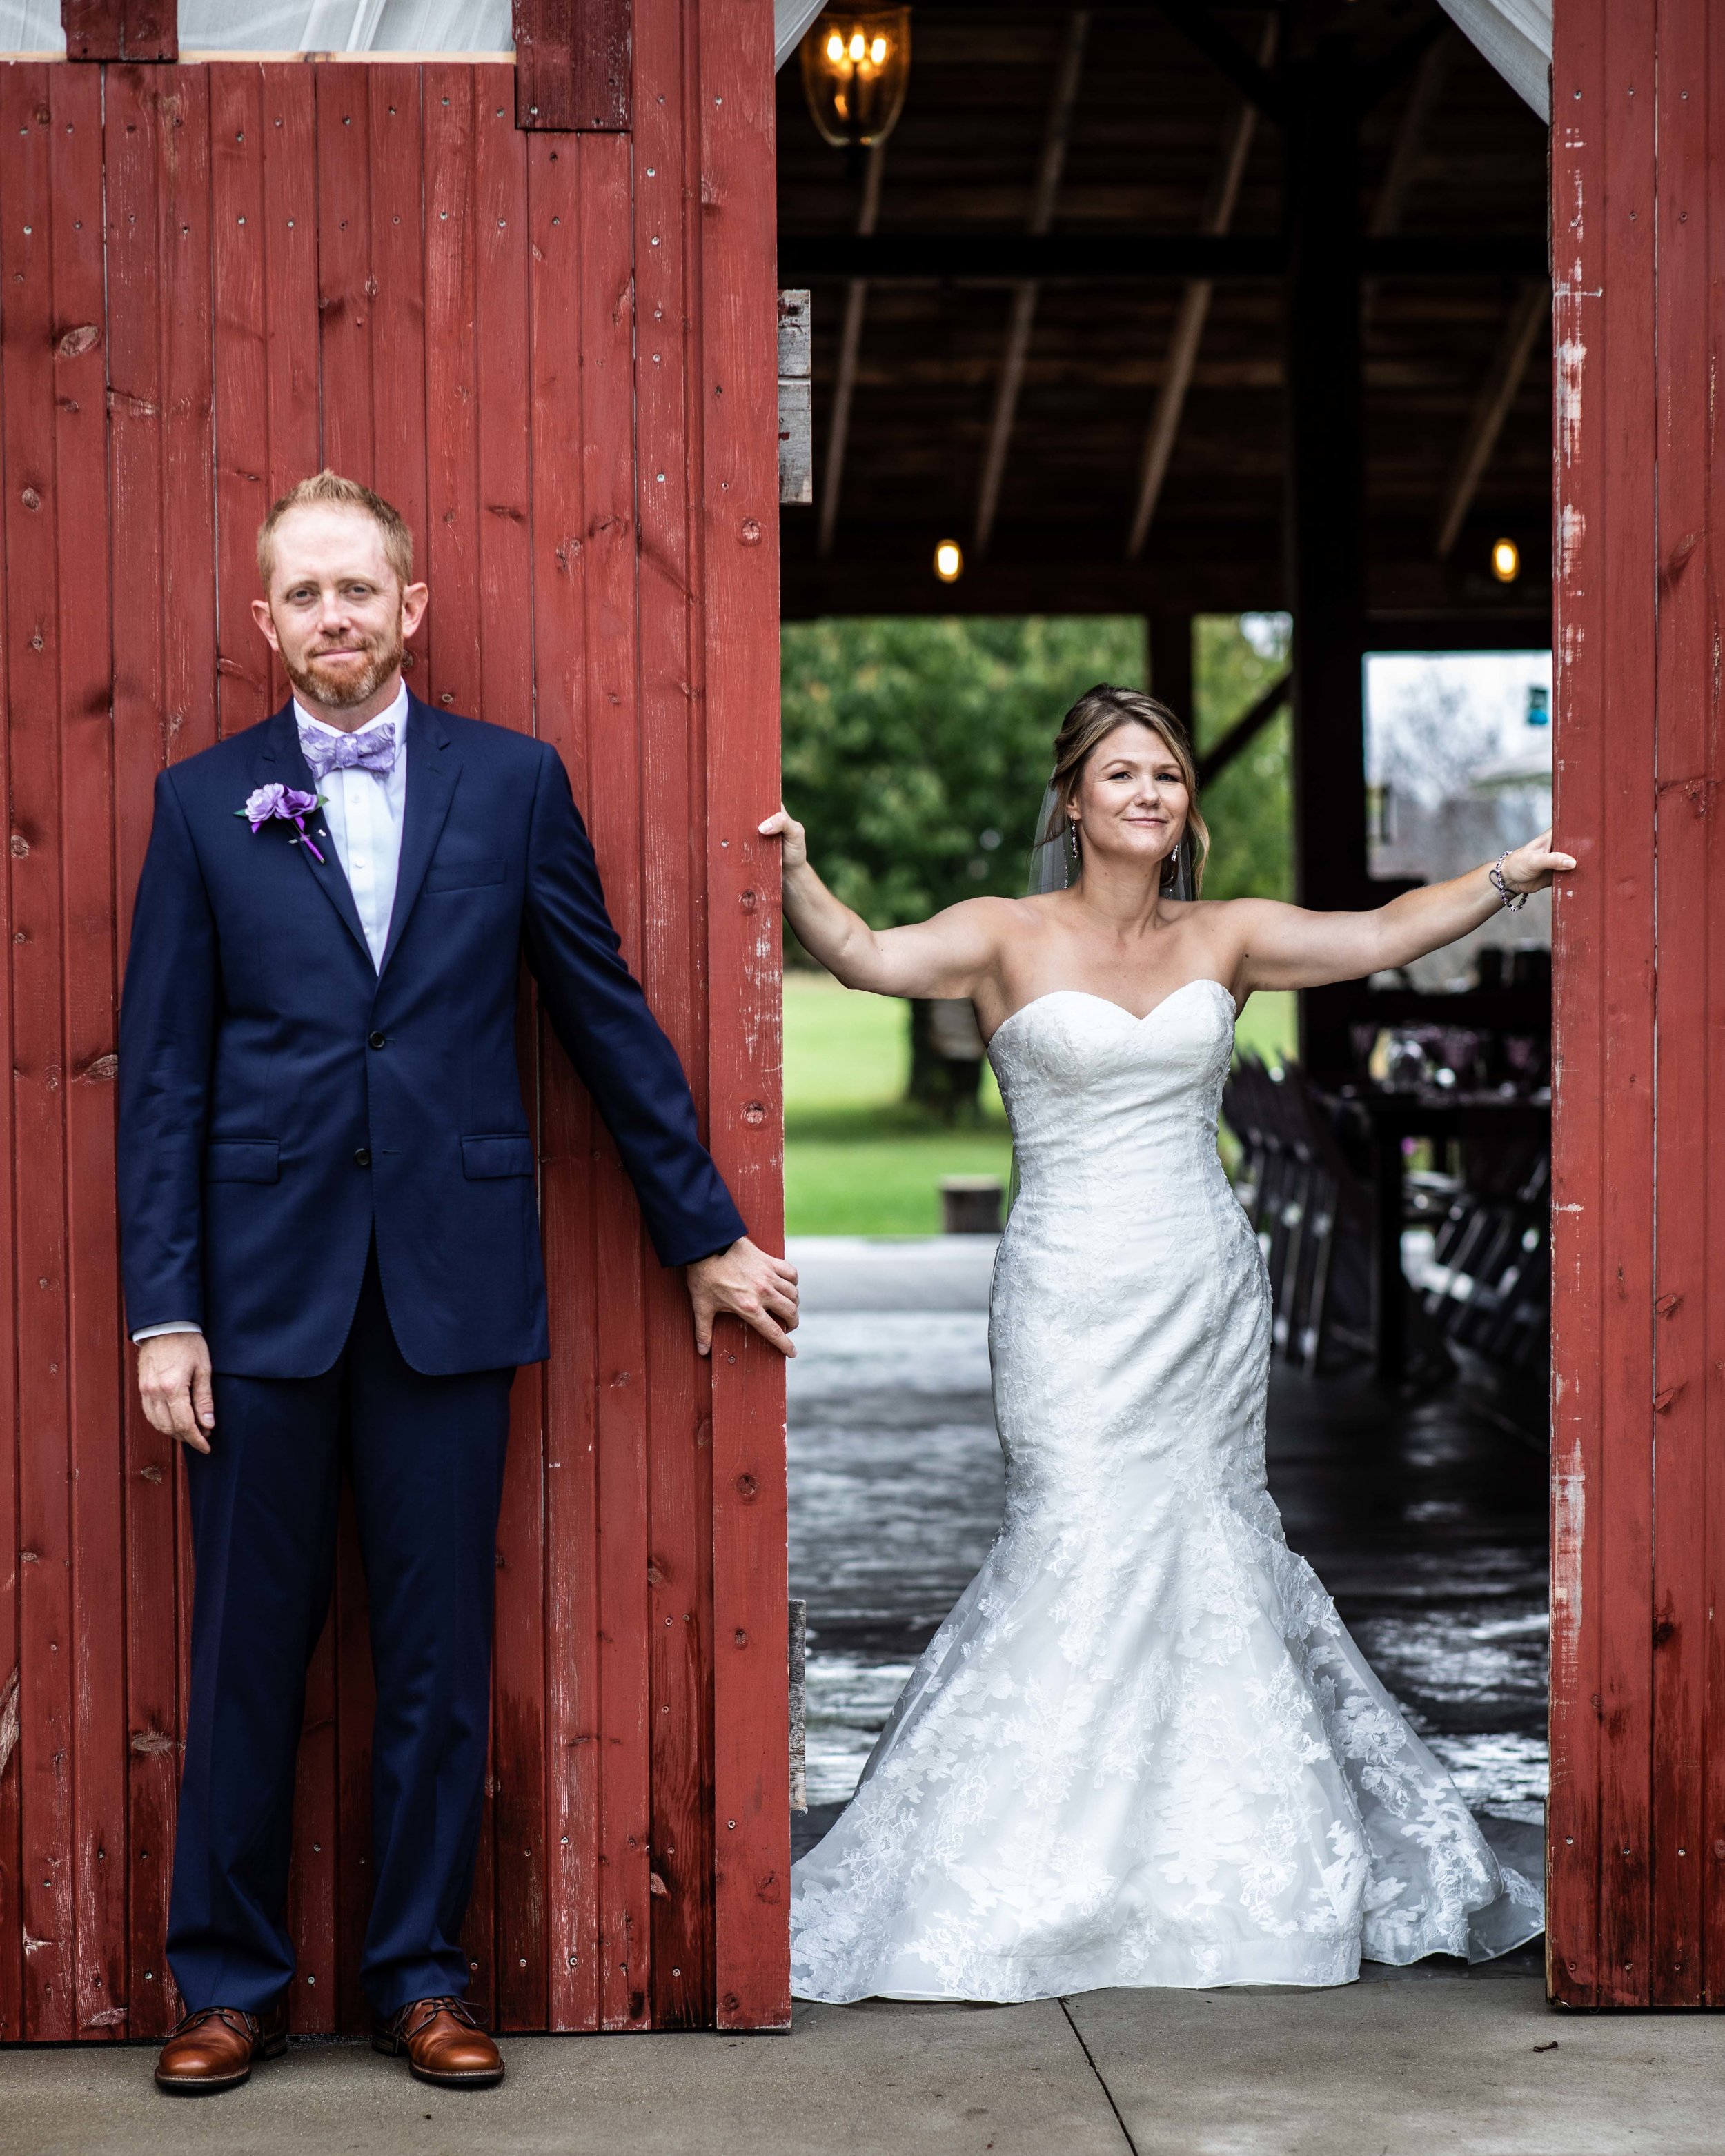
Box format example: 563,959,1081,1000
779,615,1146,927
1192,614,1294,903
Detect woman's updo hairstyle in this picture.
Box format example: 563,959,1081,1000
1035,683,1210,896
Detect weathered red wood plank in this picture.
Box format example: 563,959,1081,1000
210,65,274,735
316,66,376,486
420,63,499,2021
307,68,387,2039
1591,0,1659,2012
526,124,602,2035
1703,4,1725,2002
578,128,654,2034
0,72,28,2055
513,0,631,134
103,61,182,2040
424,67,484,722
259,62,322,719
62,0,177,63
50,65,128,2043
471,85,549,2034
635,0,717,2029
1548,0,1608,2016
366,68,432,700
0,63,77,2044
698,0,792,2032
1648,0,1714,2007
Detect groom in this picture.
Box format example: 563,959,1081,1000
119,470,798,2095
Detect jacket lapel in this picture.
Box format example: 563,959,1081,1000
379,695,462,977
254,703,373,967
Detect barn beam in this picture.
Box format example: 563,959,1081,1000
1283,32,1370,1076
1149,0,1283,121
776,231,1548,283
817,143,887,559
973,10,1090,558
1195,672,1289,789
61,0,176,61
1367,26,1455,240
1126,12,1275,560
1432,277,1551,560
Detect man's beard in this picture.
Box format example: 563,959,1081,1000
284,619,404,711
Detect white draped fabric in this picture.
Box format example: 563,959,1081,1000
2,0,816,63
1436,0,1551,121
775,0,826,72
0,0,509,50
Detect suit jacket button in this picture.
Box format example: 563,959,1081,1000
368,1030,386,1049
354,1147,372,1168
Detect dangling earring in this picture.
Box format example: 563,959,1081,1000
1067,820,1080,867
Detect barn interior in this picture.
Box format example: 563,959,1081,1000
778,0,1554,1889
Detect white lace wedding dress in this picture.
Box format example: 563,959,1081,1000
790,980,1543,2002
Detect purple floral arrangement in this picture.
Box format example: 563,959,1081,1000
238,784,327,863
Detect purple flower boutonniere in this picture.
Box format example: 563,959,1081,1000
237,783,328,864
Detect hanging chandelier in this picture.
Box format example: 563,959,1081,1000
801,9,912,152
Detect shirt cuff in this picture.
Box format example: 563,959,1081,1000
132,1322,204,1343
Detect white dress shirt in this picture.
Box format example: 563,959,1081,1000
133,685,410,1343
297,684,410,969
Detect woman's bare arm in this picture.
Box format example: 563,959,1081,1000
1229,829,1575,996
758,805,1007,1000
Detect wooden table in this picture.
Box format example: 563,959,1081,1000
1323,1086,1552,1381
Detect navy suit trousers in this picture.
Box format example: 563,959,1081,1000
166,1248,513,2017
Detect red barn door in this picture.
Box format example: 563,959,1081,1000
1548,0,1725,2007
0,5,789,2041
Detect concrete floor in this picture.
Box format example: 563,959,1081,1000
3,1981,1719,2156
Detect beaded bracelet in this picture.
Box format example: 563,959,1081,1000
1488,850,1529,912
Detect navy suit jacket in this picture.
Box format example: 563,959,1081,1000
117,695,747,1378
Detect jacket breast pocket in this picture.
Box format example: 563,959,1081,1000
461,1134,535,1180
424,852,506,895
204,1140,281,1183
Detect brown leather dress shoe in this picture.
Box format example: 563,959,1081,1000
371,1995,504,2088
154,1998,288,2095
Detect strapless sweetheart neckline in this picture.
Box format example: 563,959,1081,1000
987,976,1238,1050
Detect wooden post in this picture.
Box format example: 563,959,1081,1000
61,0,176,61
1547,0,1725,2012
1148,612,1194,733
1283,32,1368,1077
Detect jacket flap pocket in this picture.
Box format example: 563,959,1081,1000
424,852,506,893
461,1134,535,1180
204,1140,281,1184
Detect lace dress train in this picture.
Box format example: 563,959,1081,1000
789,982,1542,2003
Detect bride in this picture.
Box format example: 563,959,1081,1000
760,682,1570,2005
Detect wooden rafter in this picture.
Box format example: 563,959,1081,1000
816,144,887,560
972,10,1090,557
1196,671,1289,789
1126,12,1275,561
1432,278,1550,559
1150,0,1282,120
1368,26,1455,239
778,231,1548,282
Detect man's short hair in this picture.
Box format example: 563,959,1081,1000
257,470,414,591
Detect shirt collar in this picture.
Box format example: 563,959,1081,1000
293,680,408,740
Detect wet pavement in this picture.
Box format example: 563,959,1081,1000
787,1234,1549,1868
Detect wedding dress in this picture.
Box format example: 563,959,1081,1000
789,980,1543,2001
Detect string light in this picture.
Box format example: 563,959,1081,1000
1491,537,1521,584
934,540,963,583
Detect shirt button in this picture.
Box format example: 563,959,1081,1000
368,1031,386,1049
354,1147,372,1168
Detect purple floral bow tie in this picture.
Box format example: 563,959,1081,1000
299,721,399,782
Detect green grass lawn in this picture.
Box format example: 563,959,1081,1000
783,971,1296,1237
